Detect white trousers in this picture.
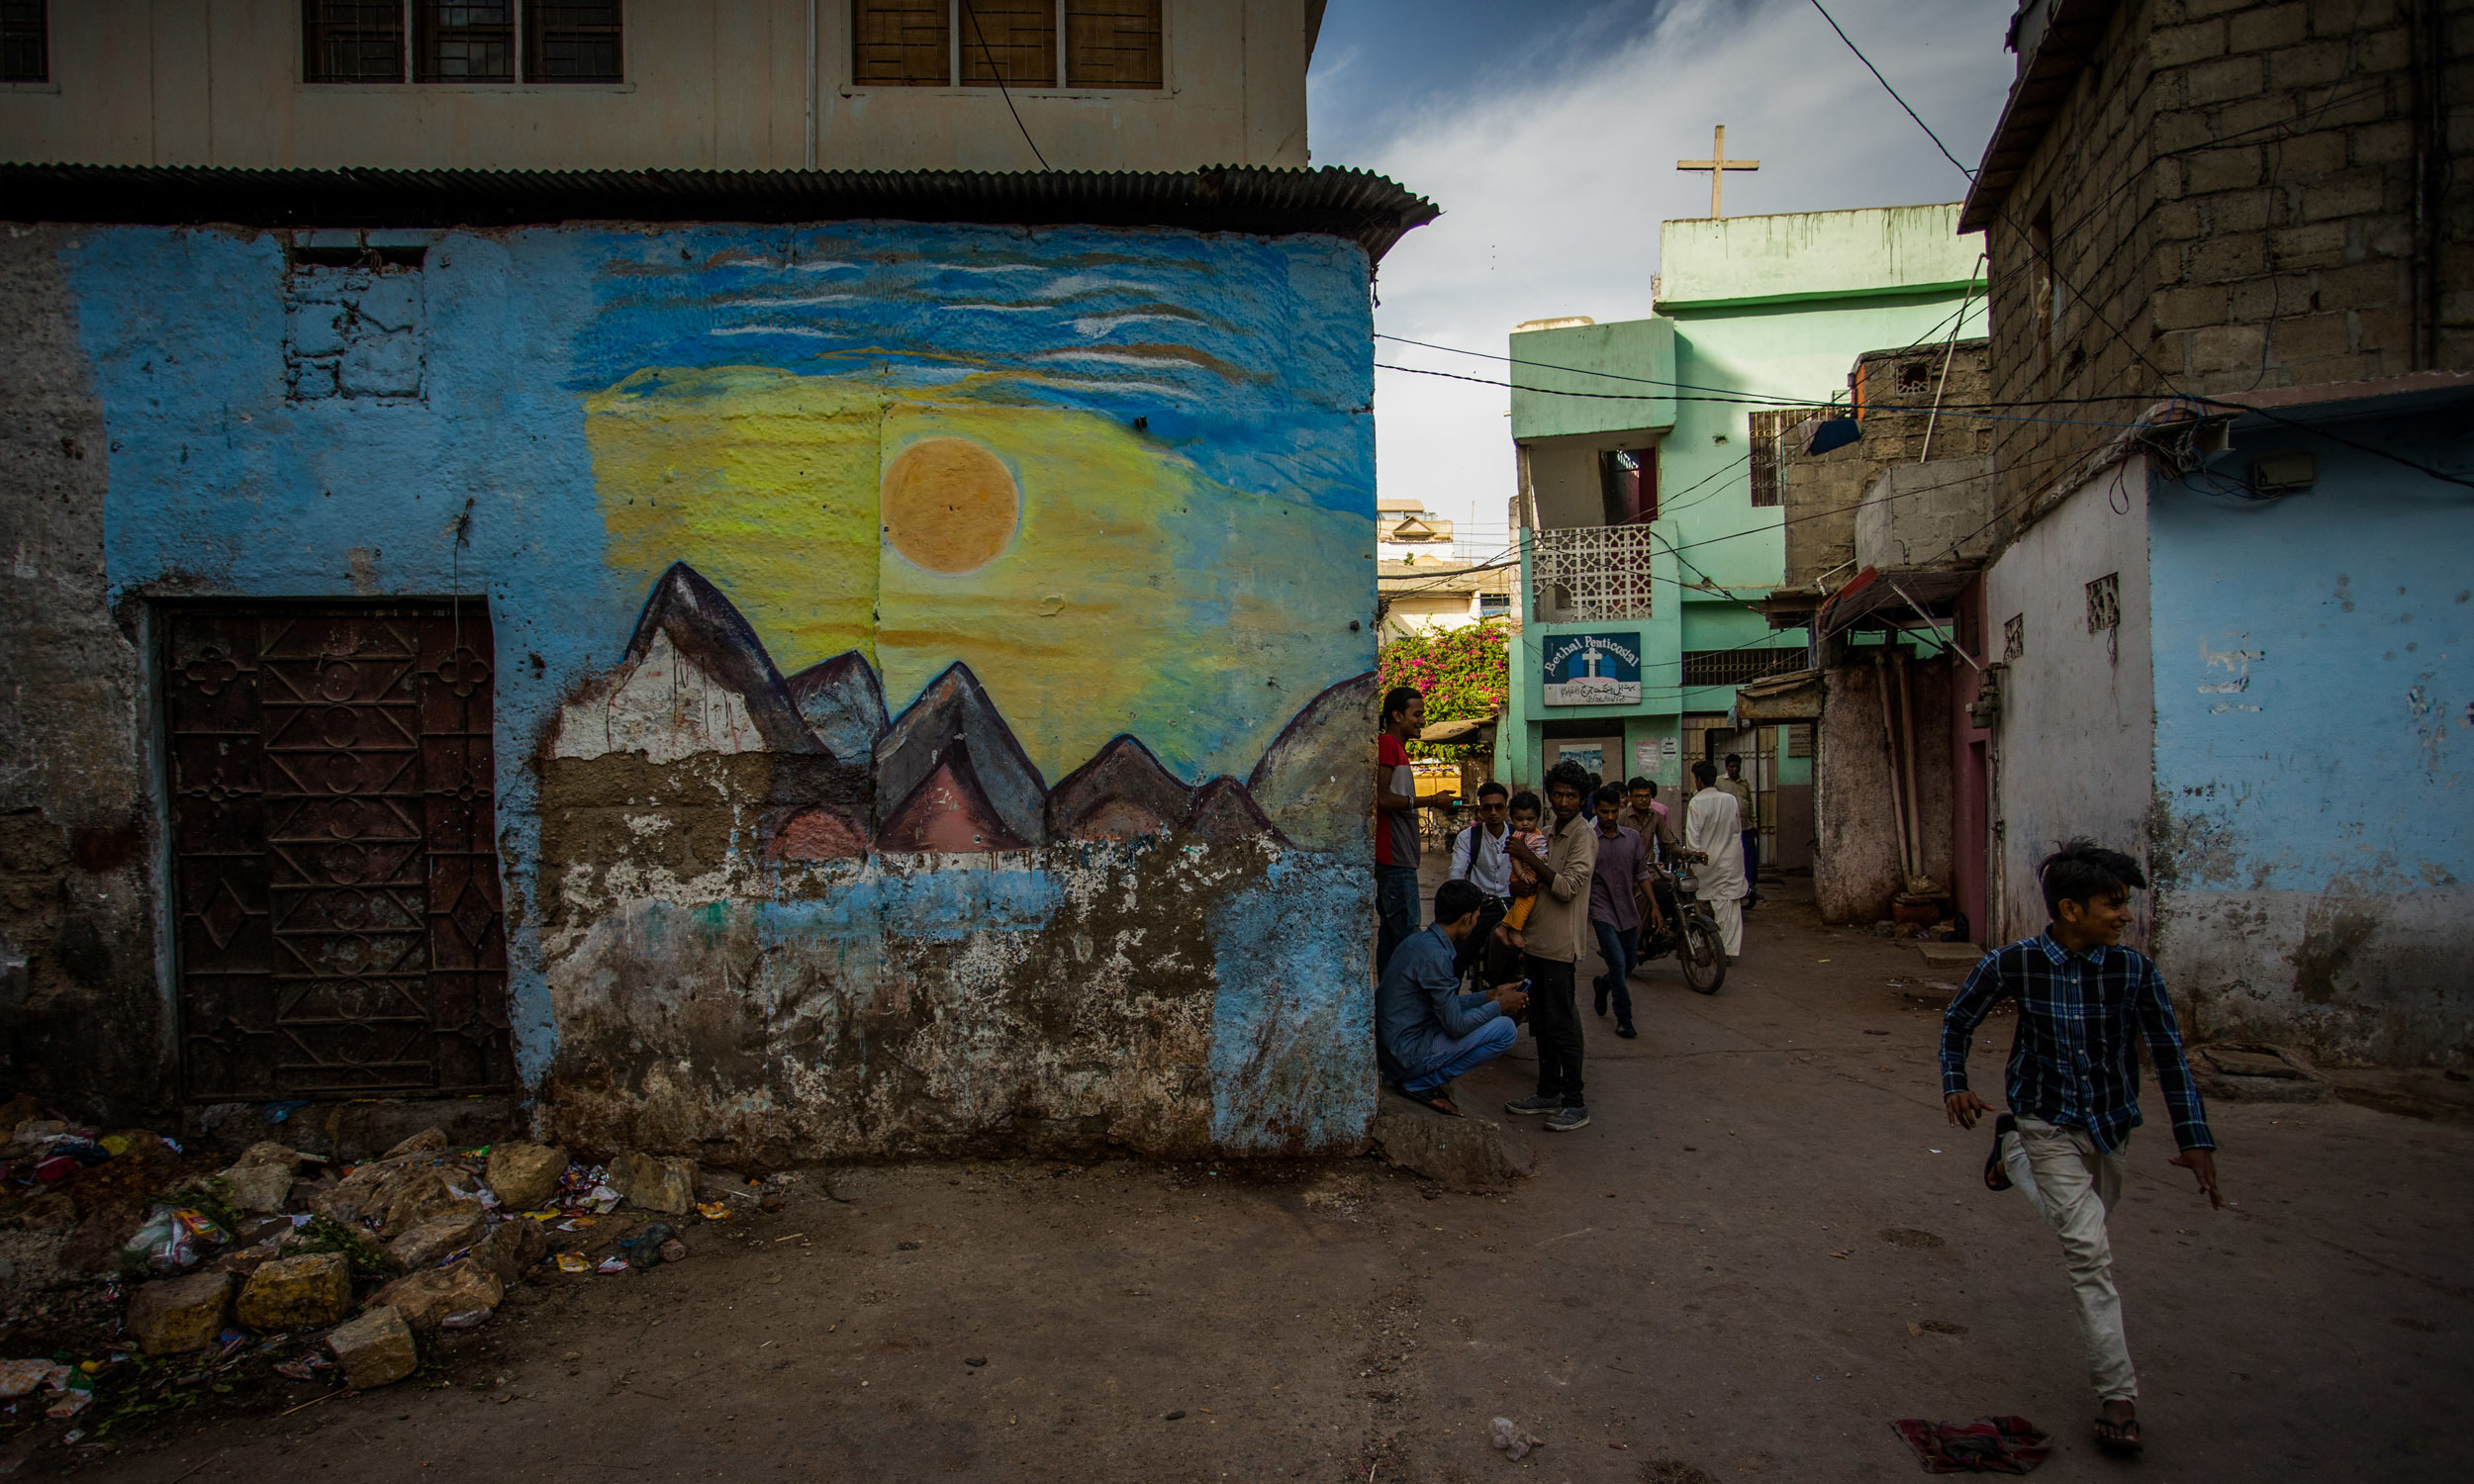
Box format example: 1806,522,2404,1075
1706,894,1743,956
2011,1116,2138,1402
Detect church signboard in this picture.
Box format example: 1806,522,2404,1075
1541,631,1643,706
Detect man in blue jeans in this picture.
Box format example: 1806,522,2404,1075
1378,880,1531,1116
1586,784,1657,1039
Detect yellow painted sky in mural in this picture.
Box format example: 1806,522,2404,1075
582,366,1369,783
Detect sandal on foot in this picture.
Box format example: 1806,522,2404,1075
1983,1111,2018,1192
1393,1083,1461,1118
2093,1414,2141,1453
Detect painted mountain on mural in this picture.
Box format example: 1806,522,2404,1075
551,563,1374,857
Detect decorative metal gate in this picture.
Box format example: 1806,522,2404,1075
164,602,513,1099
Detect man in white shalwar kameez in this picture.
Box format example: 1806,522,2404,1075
1684,759,1747,959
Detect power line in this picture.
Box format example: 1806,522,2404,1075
1376,361,2145,429
1804,0,1977,181
964,4,1050,170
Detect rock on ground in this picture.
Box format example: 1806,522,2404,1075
218,1162,293,1214
209,1231,296,1278
1368,1102,1536,1191
384,1128,449,1159
387,1212,487,1272
236,1252,353,1331
485,1142,567,1211
326,1304,418,1390
368,1256,503,1333
371,1167,485,1240
480,1216,547,1286
607,1151,700,1215
125,1270,235,1356
230,1141,310,1170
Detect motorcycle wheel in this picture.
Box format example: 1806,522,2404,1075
1680,914,1727,994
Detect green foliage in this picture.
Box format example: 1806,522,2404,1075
294,1213,387,1275
1379,621,1510,762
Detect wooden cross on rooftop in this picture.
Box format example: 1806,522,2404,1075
1676,125,1760,219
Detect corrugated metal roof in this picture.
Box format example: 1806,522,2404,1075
0,163,1440,262
1958,0,2119,233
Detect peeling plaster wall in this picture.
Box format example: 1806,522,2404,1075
0,227,171,1123
26,219,1382,1155
1981,454,2156,946
1811,657,1953,925
2147,412,2474,1066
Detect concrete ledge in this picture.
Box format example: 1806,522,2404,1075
1370,1102,1535,1191
2192,1042,2329,1104
1910,941,1986,969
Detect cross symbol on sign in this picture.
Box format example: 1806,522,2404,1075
1676,125,1760,219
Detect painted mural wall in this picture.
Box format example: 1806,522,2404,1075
55,220,1381,1158
2148,415,2473,1067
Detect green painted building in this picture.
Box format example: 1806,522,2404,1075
1501,203,1984,872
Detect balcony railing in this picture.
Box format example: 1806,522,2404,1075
1527,523,1658,622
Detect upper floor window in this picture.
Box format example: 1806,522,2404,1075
304,1,622,84
855,0,1162,89
1,0,47,83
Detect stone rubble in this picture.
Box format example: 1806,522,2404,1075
0,1100,780,1452
123,1269,234,1356
235,1252,354,1331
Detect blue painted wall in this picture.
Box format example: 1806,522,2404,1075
2149,405,2474,1062
56,221,1383,1152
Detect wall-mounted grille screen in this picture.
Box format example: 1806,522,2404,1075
1681,647,1806,688
1529,523,1658,622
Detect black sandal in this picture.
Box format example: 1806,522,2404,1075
1983,1112,2018,1192
2093,1413,2141,1453
1392,1083,1462,1118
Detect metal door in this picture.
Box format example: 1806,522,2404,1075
163,602,512,1099
1683,716,1777,869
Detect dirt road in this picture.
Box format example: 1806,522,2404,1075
60,884,2474,1482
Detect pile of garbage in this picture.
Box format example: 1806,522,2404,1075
0,1108,755,1444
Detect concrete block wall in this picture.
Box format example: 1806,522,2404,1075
1980,0,2474,521
1855,457,2000,573
1776,340,1992,592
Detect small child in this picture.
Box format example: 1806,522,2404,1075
1489,792,1550,982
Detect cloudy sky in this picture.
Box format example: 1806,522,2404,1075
1308,0,2018,540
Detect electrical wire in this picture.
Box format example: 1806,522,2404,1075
964,3,1051,170
1792,6,2472,494
1376,361,2145,428
1804,0,1977,181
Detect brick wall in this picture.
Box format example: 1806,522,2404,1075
1980,0,2474,519
1776,339,1993,592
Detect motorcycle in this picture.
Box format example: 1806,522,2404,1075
1635,854,1728,994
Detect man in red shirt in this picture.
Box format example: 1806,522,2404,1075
1376,686,1455,974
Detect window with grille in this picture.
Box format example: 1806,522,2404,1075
305,1,407,82
305,2,622,83
855,0,950,84
855,0,1162,88
960,0,1055,86
527,1,622,81
1681,648,1805,688
2003,613,2025,661
1747,406,1834,509
417,2,514,82
1067,0,1161,87
1,0,46,82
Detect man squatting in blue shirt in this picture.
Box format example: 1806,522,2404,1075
1376,879,1530,1117
1941,839,2225,1456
